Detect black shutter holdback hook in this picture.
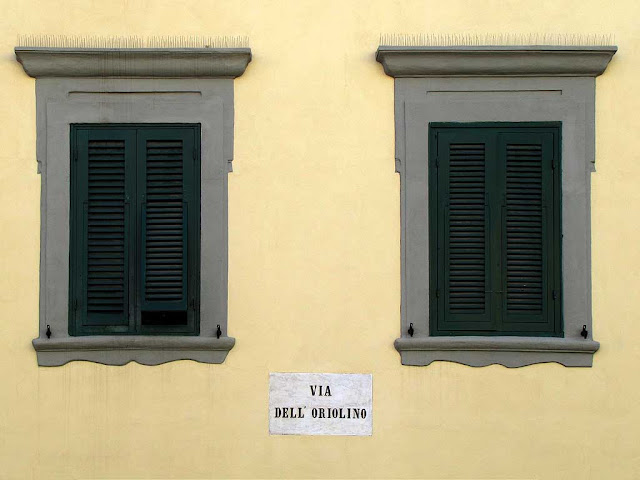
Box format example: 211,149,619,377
46,325,51,339
581,325,588,339
216,324,222,339
408,323,414,337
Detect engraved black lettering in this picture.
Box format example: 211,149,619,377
325,385,332,396
275,407,282,418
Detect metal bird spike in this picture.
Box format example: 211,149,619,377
17,34,250,49
379,33,614,47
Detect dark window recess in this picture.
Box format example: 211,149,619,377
141,310,188,326
69,125,201,335
429,124,562,336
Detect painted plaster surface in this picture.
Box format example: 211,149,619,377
1,0,639,479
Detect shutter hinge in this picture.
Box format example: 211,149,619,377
193,148,196,162
73,298,78,311
435,157,440,168
551,157,556,170
73,150,78,162
552,290,558,300
435,288,440,298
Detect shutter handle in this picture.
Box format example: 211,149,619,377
581,325,588,339
408,323,414,337
216,325,222,339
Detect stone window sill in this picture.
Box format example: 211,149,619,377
32,336,235,366
394,336,599,367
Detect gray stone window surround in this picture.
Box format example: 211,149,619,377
15,47,251,366
376,46,617,367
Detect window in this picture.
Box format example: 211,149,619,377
15,45,251,365
69,125,200,336
429,123,561,336
376,44,617,367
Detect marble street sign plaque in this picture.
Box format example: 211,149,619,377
269,373,372,436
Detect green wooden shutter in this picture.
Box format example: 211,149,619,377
499,132,558,333
431,124,561,336
71,128,136,334
71,124,200,335
137,127,198,330
433,130,495,332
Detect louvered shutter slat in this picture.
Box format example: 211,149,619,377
86,139,126,321
436,133,493,331
500,132,555,332
506,143,543,312
448,144,487,313
74,131,135,330
139,134,192,315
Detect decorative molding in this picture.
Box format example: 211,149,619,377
395,337,599,367
15,47,252,78
33,336,236,366
376,46,617,77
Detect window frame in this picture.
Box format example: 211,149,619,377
15,47,251,366
376,45,617,367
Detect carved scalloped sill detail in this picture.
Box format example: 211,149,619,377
394,337,599,367
14,47,252,78
32,336,235,366
376,45,617,77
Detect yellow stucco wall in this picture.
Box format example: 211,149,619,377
1,0,639,478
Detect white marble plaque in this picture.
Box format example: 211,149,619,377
269,373,372,436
